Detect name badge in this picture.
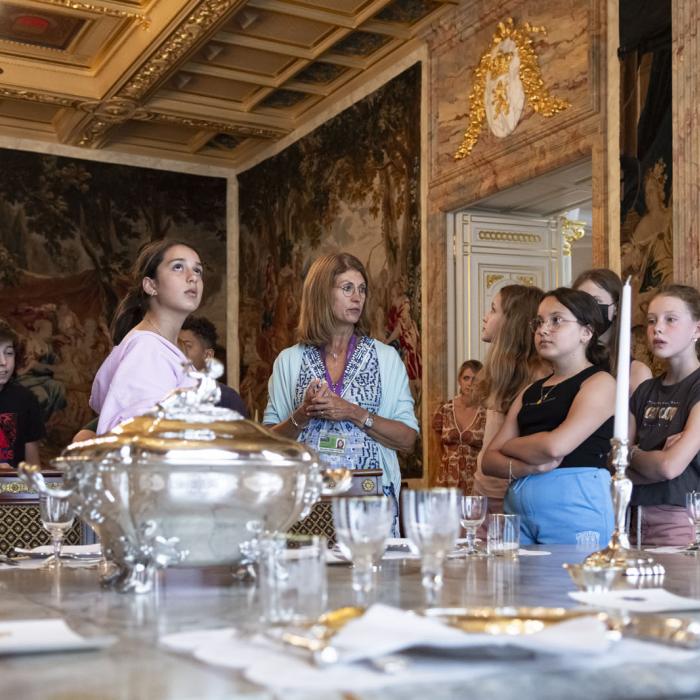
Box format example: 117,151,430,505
318,432,349,454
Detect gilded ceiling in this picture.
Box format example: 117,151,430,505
0,0,455,168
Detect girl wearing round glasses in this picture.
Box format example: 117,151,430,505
573,268,651,394
264,252,418,534
482,288,615,544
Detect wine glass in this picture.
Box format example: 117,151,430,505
458,495,487,556
401,488,461,604
685,491,700,551
39,492,75,569
332,496,393,604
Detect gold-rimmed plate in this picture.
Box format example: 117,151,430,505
421,606,591,636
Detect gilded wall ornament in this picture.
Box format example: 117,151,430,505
560,216,586,256
454,18,570,160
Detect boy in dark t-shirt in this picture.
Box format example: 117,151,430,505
0,319,45,469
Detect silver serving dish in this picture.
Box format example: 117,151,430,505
20,361,350,593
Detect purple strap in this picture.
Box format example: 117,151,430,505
321,334,357,396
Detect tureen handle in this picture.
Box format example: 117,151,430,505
18,461,73,499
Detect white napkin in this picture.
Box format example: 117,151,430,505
163,604,699,692
0,619,114,655
518,549,551,556
644,546,690,555
23,543,102,556
569,588,700,612
329,604,610,662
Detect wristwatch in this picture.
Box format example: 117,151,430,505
362,412,375,430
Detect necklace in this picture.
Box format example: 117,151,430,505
536,382,557,405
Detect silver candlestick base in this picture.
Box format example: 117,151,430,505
583,438,665,578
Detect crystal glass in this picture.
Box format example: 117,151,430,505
401,488,461,604
258,534,327,625
685,491,700,551
332,496,393,603
39,492,75,569
486,513,520,557
458,495,487,556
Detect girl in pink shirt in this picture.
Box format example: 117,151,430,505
90,240,203,434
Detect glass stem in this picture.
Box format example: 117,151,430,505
351,558,375,605
465,528,476,553
695,524,700,547
52,534,63,564
421,554,444,605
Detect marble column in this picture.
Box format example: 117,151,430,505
672,1,700,286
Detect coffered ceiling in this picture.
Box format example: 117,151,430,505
0,0,455,169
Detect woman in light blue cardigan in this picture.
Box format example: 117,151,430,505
264,253,418,533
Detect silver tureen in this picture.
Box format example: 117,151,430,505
20,360,349,593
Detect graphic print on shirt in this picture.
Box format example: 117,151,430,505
642,400,679,423
0,412,16,462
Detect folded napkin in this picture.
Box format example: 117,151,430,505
517,549,551,556
569,588,700,613
163,604,700,692
0,619,114,655
644,546,690,555
19,543,102,557
329,604,610,662
0,543,103,571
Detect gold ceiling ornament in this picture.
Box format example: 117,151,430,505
0,86,78,108
454,17,570,160
559,216,586,256
142,112,287,140
77,96,151,146
119,0,242,102
39,0,151,28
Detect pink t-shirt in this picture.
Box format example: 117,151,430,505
90,330,192,435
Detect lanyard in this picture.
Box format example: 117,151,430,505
321,334,357,396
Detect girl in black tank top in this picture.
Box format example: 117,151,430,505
482,288,616,544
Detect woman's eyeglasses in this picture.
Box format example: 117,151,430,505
529,315,580,333
336,283,367,297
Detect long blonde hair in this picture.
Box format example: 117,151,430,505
297,252,371,346
475,284,544,412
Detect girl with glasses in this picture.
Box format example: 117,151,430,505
628,285,700,545
264,252,418,535
482,288,615,544
573,268,652,394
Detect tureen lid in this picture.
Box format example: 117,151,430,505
57,359,315,467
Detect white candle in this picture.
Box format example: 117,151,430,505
613,278,632,440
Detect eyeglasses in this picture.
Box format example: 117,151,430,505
529,315,580,333
336,283,367,297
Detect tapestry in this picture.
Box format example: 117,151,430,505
0,149,227,460
238,64,422,479
619,3,672,371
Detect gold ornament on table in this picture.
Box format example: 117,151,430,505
454,17,571,160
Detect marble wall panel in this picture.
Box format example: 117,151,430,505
421,0,611,480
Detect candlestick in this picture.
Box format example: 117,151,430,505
613,278,631,439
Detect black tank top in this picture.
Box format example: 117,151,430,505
517,365,613,468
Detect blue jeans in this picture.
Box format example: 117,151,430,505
504,468,613,545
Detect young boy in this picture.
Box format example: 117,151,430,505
0,319,45,469
179,316,249,417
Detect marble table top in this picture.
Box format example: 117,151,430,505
1,545,700,699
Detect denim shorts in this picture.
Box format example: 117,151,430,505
504,468,613,545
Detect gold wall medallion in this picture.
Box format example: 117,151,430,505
454,18,570,160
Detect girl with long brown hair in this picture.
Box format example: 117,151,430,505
90,239,204,434
472,284,548,518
